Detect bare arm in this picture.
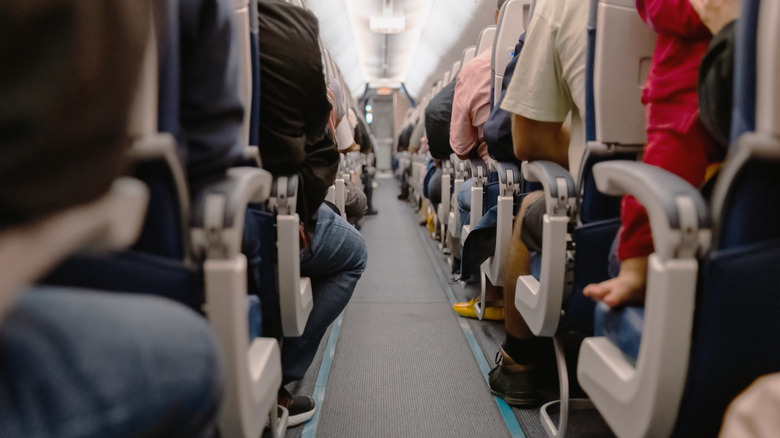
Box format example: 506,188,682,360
511,114,570,169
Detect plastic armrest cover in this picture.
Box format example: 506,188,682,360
515,160,577,336
496,161,521,196
578,160,710,438
268,174,312,337
190,167,273,260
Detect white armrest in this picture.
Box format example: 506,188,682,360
438,164,452,225
483,162,522,286
463,159,488,245
269,175,313,337
204,256,282,438
578,160,710,438
191,167,273,260
514,161,577,336
189,165,281,437
334,179,346,220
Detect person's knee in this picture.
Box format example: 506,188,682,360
519,190,544,216
348,227,368,274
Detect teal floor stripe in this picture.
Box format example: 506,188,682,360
301,312,344,438
417,225,527,438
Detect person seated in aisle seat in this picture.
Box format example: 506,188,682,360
354,113,378,216
720,373,780,437
246,0,367,425
424,79,458,214
394,123,414,199
451,0,508,280
339,143,369,227
583,0,729,308
0,1,223,437
452,31,527,322
326,80,368,225
491,0,589,407
693,0,741,152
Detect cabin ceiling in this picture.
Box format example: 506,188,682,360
306,0,496,101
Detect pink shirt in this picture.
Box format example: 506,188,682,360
450,48,492,164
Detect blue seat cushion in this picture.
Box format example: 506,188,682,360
43,251,204,312
594,302,644,364
673,238,780,437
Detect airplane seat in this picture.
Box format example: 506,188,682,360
579,1,780,437
249,0,261,150
460,158,489,246
438,159,454,251
462,45,477,67
46,3,286,437
476,25,496,56
491,0,532,108
672,0,780,435
509,0,653,435
462,0,532,319
447,154,471,257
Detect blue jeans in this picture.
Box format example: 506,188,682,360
457,178,474,230
0,287,222,438
282,204,367,382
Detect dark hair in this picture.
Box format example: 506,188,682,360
0,0,149,228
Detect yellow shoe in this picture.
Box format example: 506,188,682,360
453,298,505,321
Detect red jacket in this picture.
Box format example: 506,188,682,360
637,0,711,132
618,1,716,261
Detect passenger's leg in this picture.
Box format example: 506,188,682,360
584,123,714,308
362,171,377,215
282,204,367,382
0,287,222,438
451,178,474,278
398,164,410,200
502,191,544,343
427,168,442,211
488,191,544,407
457,178,474,230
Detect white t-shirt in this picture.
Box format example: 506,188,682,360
500,0,588,180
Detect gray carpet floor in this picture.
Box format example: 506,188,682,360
285,176,613,437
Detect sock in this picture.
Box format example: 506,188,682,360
503,334,538,365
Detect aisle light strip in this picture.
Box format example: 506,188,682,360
301,312,344,438
417,223,527,438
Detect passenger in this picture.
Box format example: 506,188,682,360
452,33,527,321
395,124,414,199
353,111,378,215
583,0,726,308
425,79,458,211
720,373,780,437
0,1,223,437
451,0,507,277
493,0,589,407
248,0,367,425
692,0,741,150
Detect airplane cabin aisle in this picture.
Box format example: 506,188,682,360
284,176,613,438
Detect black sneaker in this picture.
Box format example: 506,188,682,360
488,347,539,407
366,208,378,215
278,387,316,427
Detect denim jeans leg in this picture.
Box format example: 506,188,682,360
0,287,222,438
457,178,474,229
281,205,367,382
